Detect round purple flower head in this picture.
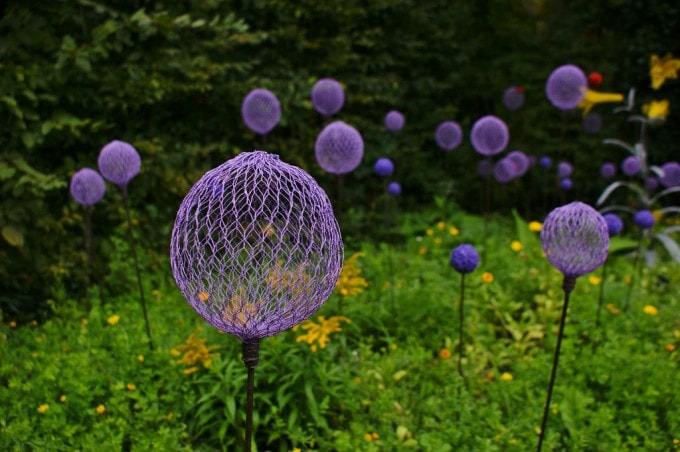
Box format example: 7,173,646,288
450,244,479,274
602,213,623,236
541,201,609,280
97,140,141,188
559,178,573,191
545,64,587,110
621,156,641,177
645,176,659,192
493,158,516,184
70,168,106,207
314,121,364,175
387,181,401,196
170,151,344,342
435,121,463,151
557,162,573,178
582,113,603,134
506,150,530,178
470,115,509,156
502,86,525,111
241,88,281,135
373,157,394,178
660,162,680,188
633,210,655,229
384,110,405,133
600,162,616,179
477,159,494,178
538,156,552,169
311,78,345,117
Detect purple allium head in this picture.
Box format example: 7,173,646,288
435,121,463,151
97,140,141,188
502,86,525,110
314,121,364,175
600,162,616,179
621,156,641,177
545,64,588,110
449,244,479,274
559,178,573,191
70,168,106,207
557,162,573,178
384,110,405,133
241,88,281,135
602,213,623,236
170,151,343,342
540,201,609,279
506,150,530,178
645,176,659,192
633,210,655,229
538,156,552,169
477,159,494,178
493,158,516,184
373,157,394,178
582,113,603,134
470,115,510,156
387,182,401,196
659,162,680,188
311,78,345,117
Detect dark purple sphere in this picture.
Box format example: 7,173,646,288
602,213,623,236
559,178,573,191
241,88,281,135
315,121,364,175
387,182,401,196
384,110,405,133
503,86,525,111
645,177,659,192
545,64,587,110
311,78,345,117
449,244,480,274
97,140,141,188
600,162,616,179
493,158,516,184
70,168,106,207
506,150,530,178
659,162,680,188
621,156,641,177
538,156,552,169
582,113,603,134
470,115,510,156
633,210,655,229
435,121,463,151
477,159,494,178
373,157,394,178
557,162,573,179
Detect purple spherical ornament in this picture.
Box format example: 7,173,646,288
503,86,525,111
600,162,616,179
314,121,364,175
621,156,641,177
70,168,106,207
602,213,623,236
538,156,552,169
170,151,343,342
659,162,680,188
645,177,659,192
633,210,655,229
477,159,494,178
311,78,345,117
506,150,530,178
557,162,573,178
97,140,141,188
384,110,405,133
493,158,516,184
387,182,401,196
582,113,603,134
435,121,463,151
241,88,281,135
545,64,588,110
450,244,479,274
540,201,609,279
559,178,573,191
373,157,394,178
470,115,510,156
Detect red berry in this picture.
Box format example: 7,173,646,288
588,72,603,86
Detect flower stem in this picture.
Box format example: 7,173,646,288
242,340,260,452
624,231,644,311
595,260,608,328
458,273,466,382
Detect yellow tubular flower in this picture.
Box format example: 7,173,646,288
650,53,680,89
578,89,624,116
642,100,670,122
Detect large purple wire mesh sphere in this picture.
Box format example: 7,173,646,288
314,121,364,175
241,88,281,136
493,158,516,184
97,140,141,188
373,157,394,177
470,115,509,156
557,161,573,178
311,78,345,117
384,110,405,133
450,244,479,274
660,162,680,188
502,86,525,111
545,64,587,110
582,113,603,134
633,210,655,229
621,156,641,177
602,213,623,236
170,151,344,342
387,181,401,196
435,121,463,151
70,168,106,207
540,201,609,279
600,162,616,179
506,150,530,178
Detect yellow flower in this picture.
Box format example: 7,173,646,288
482,272,494,283
418,247,427,255
511,241,522,252
652,210,663,223
606,303,621,315
665,343,676,352
137,354,144,362
59,395,67,403
221,288,261,328
294,315,351,351
267,260,312,297
500,372,513,381
426,228,434,236
439,348,452,359
151,289,162,301
437,221,446,231
642,100,669,122
433,237,442,246
363,433,374,442
183,366,199,375
80,318,88,325
588,275,602,286
174,327,219,371
643,305,658,316
578,89,624,116
291,449,302,452
9,321,16,328
650,53,680,89
372,433,379,440
106,315,120,326
528,221,542,232
449,227,460,236
96,404,105,415
37,404,49,413
335,253,369,297
126,383,136,391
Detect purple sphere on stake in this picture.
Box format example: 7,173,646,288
384,110,405,133
241,88,281,136
311,78,345,117
645,177,659,191
545,64,588,110
538,156,552,169
170,151,343,342
559,178,573,191
621,156,641,176
557,162,573,178
582,113,603,134
506,150,530,178
314,121,364,175
470,115,509,156
97,140,141,188
373,157,394,178
435,121,463,151
70,168,106,207
502,86,525,110
387,182,401,196
600,162,616,179
603,213,623,236
660,162,680,188
450,244,479,274
493,158,516,184
633,210,655,229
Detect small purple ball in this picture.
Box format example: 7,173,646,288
559,178,573,191
645,177,659,192
241,88,281,135
470,115,510,156
503,86,525,111
602,213,623,236
387,182,401,196
659,162,680,188
621,156,641,177
97,140,141,188
582,113,603,134
633,210,655,229
449,244,479,274
435,121,463,151
315,121,364,175
557,162,573,178
506,150,530,178
600,162,616,179
493,158,516,184
538,156,552,169
545,64,588,110
477,159,494,178
384,110,405,133
374,157,395,178
311,78,345,117
70,168,106,207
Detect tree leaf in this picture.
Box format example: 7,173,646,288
2,226,24,247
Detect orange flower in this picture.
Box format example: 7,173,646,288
439,348,452,359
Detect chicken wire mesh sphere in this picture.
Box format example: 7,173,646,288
603,213,623,236
540,201,609,279
470,115,509,156
538,156,552,169
633,210,655,229
506,150,530,178
502,86,525,111
621,156,641,177
660,162,680,188
241,88,281,136
545,64,587,110
314,121,364,175
387,181,401,196
311,78,345,117
493,158,516,184
582,113,603,134
557,162,573,178
170,151,344,342
384,110,405,133
374,157,394,178
450,244,479,274
559,177,573,191
435,121,463,151
70,168,106,207
600,162,616,179
97,140,141,188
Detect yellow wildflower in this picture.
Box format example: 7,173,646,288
606,303,621,315
106,314,120,326
528,221,542,232
426,228,434,236
449,227,460,236
335,253,369,297
291,449,302,452
642,100,669,122
151,289,162,301
197,291,210,302
267,260,312,297
126,383,136,391
96,404,106,415
652,210,663,223
9,321,16,328
294,315,351,351
418,247,427,255
437,221,446,231
482,272,494,283
372,433,379,440
650,53,680,89
183,366,199,375
588,275,602,286
500,372,513,381
439,348,452,359
221,288,260,328
363,433,374,442
643,305,658,316
37,404,49,413
80,318,88,325
511,241,522,252
578,89,624,116
137,354,144,362
433,237,442,246
59,395,67,403
174,327,219,371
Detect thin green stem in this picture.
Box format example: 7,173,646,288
624,231,644,311
458,273,466,382
595,260,608,328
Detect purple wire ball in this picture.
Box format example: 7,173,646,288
387,182,401,196
506,150,530,178
70,168,106,207
559,178,573,191
633,210,655,229
450,244,479,274
602,213,623,236
557,162,573,178
502,86,525,111
645,176,659,192
311,78,345,117
582,113,603,134
541,201,609,279
470,115,510,156
241,88,281,135
97,140,141,188
169,151,344,342
545,64,587,110
314,121,364,175
384,110,405,133
621,156,641,177
435,121,463,151
538,156,552,169
659,162,680,188
600,162,616,179
374,157,395,178
493,158,516,184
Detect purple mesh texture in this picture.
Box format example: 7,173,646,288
314,121,364,175
70,168,106,207
493,158,516,184
582,113,603,134
311,78,345,117
477,159,494,178
374,157,394,178
387,182,401,196
633,210,655,229
435,121,463,151
645,177,659,191
470,115,509,156
241,88,281,135
559,177,573,191
97,140,141,188
621,156,641,177
170,151,344,342
660,162,680,188
545,64,587,110
557,162,573,178
502,86,525,110
450,244,479,274
538,156,552,169
600,162,616,179
603,213,623,236
540,201,609,278
506,150,530,177
384,110,405,133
